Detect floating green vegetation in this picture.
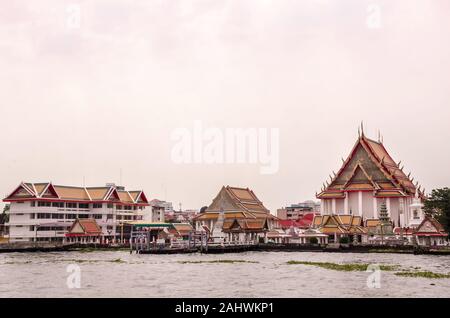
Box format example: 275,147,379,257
368,249,412,254
286,261,398,272
56,258,127,264
3,261,32,265
110,258,126,263
178,259,259,264
394,271,450,279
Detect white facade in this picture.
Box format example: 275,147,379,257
320,192,423,228
6,201,149,242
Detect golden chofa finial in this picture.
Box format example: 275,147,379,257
360,121,364,136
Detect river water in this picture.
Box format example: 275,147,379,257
0,251,449,297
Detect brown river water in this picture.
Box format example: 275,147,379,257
0,251,449,297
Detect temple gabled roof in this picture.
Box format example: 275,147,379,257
3,182,150,206
313,214,367,234
414,216,448,236
317,130,422,199
65,218,102,237
195,186,276,221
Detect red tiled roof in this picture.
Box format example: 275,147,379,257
279,213,315,229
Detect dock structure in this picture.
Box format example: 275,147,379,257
129,221,206,254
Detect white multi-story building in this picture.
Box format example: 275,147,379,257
3,182,151,243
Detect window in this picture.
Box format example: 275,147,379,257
93,214,102,219
66,214,77,219
37,213,51,219
107,203,113,209
30,201,36,207
116,205,123,210
78,214,89,219
66,203,77,209
93,203,103,209
106,214,113,220
38,201,51,207
52,202,64,208
79,203,89,209
51,214,64,219
30,213,35,219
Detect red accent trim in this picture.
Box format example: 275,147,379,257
2,198,149,206
415,233,448,237
65,233,101,237
138,191,149,204
5,184,36,200
42,183,59,198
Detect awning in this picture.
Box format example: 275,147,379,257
126,221,174,228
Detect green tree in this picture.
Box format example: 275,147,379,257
309,237,318,244
0,204,9,224
423,187,450,233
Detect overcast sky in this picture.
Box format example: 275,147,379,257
1,0,449,212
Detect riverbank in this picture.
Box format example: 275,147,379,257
2,242,450,255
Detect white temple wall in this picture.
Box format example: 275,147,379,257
348,192,359,215
361,192,373,218
389,199,400,227
335,199,344,214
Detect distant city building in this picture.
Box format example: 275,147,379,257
277,201,320,220
148,199,167,223
149,199,174,213
3,182,150,243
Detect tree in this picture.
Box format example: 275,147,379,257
309,237,318,244
0,204,9,225
423,187,450,233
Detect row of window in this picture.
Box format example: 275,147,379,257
30,225,115,231
30,213,114,220
30,201,144,210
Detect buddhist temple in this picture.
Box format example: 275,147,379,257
312,214,367,243
194,186,278,243
316,125,425,228
65,218,102,244
414,216,448,247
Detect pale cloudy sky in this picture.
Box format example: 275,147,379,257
1,0,450,212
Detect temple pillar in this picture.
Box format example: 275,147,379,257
332,199,336,214
344,193,348,214
358,191,363,216
373,197,378,219
386,198,391,217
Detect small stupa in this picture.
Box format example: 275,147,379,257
375,201,394,241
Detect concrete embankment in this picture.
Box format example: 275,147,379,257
1,242,449,255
